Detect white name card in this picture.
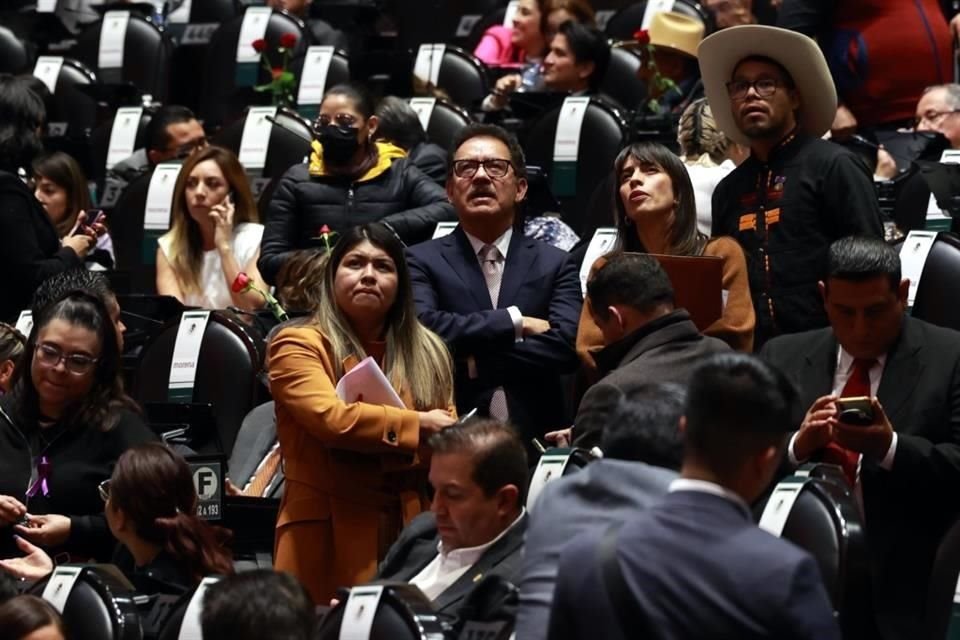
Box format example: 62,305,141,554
297,46,335,106
526,451,572,511
33,56,64,94
42,566,83,613
925,149,960,227
900,230,938,307
14,310,33,337
236,7,273,64
579,227,619,296
758,477,808,537
432,221,458,239
409,97,437,132
106,107,144,171
338,585,384,640
98,11,130,70
169,311,211,398
239,106,277,170
413,44,445,86
145,163,184,231
553,97,590,163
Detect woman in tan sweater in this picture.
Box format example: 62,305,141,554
577,142,754,375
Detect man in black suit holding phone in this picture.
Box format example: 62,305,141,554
761,235,960,640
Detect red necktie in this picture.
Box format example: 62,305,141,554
817,358,874,486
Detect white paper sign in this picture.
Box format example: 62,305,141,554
579,227,619,296
42,566,83,613
925,149,960,226
14,310,33,337
297,46,335,106
899,230,938,307
409,97,437,132
413,44,445,86
433,221,458,239
595,10,616,30
456,14,481,38
33,56,64,94
168,0,192,23
503,0,520,26
239,107,277,170
169,311,211,395
181,23,219,45
106,107,144,171
758,477,808,537
553,96,590,162
178,576,221,640
98,11,130,70
526,451,572,510
236,7,272,64
145,163,184,231
339,585,384,640
37,0,57,12
642,0,675,29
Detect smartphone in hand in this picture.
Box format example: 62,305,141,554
836,396,874,426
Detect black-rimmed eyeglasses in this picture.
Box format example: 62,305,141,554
452,158,514,179
726,78,783,101
34,343,98,375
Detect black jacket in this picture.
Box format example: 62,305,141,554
0,400,156,561
0,171,82,323
258,143,455,283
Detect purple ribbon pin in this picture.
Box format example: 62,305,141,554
26,456,50,498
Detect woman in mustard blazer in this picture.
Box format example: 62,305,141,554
268,223,456,603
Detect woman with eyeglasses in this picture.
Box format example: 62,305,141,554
258,83,454,285
0,75,98,323
0,443,233,594
269,223,456,603
156,145,267,310
0,290,154,564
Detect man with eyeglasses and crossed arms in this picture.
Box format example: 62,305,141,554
406,124,581,452
698,25,883,349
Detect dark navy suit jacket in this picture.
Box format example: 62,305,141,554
406,227,581,439
548,489,841,640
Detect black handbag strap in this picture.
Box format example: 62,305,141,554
597,524,655,637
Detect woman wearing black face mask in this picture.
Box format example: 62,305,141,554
259,84,455,284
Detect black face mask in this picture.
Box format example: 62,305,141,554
318,124,361,165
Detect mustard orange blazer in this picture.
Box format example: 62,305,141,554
268,325,440,603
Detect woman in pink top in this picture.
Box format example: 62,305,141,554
474,0,547,66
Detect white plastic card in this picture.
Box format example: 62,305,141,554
297,46,335,106
239,107,277,170
14,310,33,337
33,56,64,94
456,14,481,37
37,0,57,12
925,149,960,227
553,96,590,162
900,230,938,307
106,107,144,171
758,477,808,537
526,451,572,510
642,0,675,29
409,97,437,131
178,576,221,640
168,0,192,23
235,7,273,64
42,566,83,613
579,227,619,295
413,44,445,86
181,23,218,45
98,11,130,70
503,0,520,26
432,221,458,239
144,163,184,231
339,585,384,640
168,311,211,398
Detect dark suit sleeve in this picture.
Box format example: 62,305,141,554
380,166,456,245
776,0,835,36
572,382,624,449
778,555,843,640
258,170,301,285
406,248,518,349
475,253,582,378
545,551,581,640
710,178,733,238
823,152,883,238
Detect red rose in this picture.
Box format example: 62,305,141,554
232,272,252,293
251,38,267,53
271,67,283,79
633,29,650,45
319,225,331,235
279,33,297,49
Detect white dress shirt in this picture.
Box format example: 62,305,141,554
409,510,526,601
668,478,751,515
463,227,523,342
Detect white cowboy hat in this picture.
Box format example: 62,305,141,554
648,12,704,60
697,25,837,146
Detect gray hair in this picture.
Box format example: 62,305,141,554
923,84,960,110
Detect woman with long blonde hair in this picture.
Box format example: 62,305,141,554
156,145,266,310
269,223,456,603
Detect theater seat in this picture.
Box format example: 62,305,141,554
599,45,645,112
526,447,595,511
410,97,473,150
29,565,142,640
0,24,31,74
449,574,518,640
316,582,447,640
43,57,99,142
926,516,960,639
416,45,490,111
88,106,155,188
910,232,960,332
605,0,710,40
213,106,314,185
132,310,269,457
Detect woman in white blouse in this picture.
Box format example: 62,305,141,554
156,146,266,310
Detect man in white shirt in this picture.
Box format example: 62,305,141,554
375,418,528,623
761,235,960,640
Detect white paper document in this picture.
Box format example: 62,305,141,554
553,97,591,162
409,97,437,132
236,7,272,64
98,11,130,70
336,356,405,409
33,56,64,93
899,230,938,306
413,44,445,86
106,107,144,170
297,46,335,106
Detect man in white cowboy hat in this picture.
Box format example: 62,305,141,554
699,25,883,348
638,11,705,113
